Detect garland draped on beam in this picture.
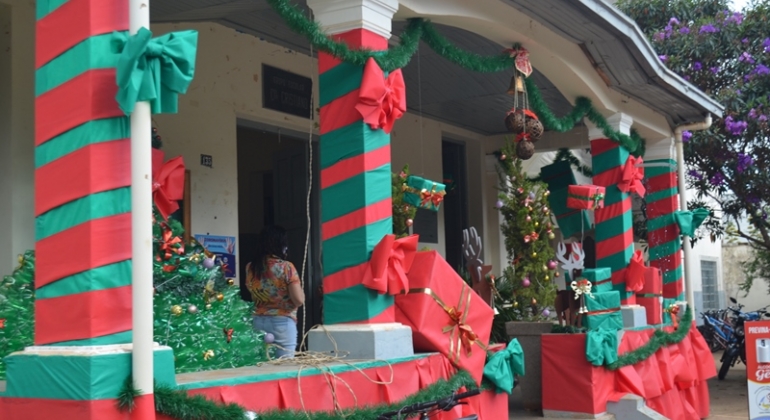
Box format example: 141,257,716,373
266,0,645,154
554,148,593,178
121,370,481,420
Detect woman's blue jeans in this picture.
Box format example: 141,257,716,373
253,315,297,358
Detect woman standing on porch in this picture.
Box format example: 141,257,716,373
245,225,305,358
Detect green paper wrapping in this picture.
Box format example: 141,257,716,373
585,328,618,367
583,267,612,293
584,291,622,331
402,176,446,212
540,161,590,238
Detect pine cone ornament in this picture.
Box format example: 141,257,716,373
505,110,526,134
516,139,536,160
526,117,544,141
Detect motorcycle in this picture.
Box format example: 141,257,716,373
717,298,769,380
377,388,480,420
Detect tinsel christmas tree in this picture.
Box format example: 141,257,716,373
152,205,268,372
0,251,35,379
392,165,418,238
494,139,558,322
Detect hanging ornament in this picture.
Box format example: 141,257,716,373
548,231,555,239
495,200,504,209
531,298,537,305
499,154,507,161
528,191,536,200
524,235,531,243
517,187,524,194
547,260,558,270
505,109,526,134
554,271,560,277
516,140,535,160
531,232,539,240
203,257,215,269
543,206,549,213
532,251,538,257
227,278,235,286
187,305,199,314
542,308,551,317
216,293,225,301
205,304,212,310
264,332,275,344
190,254,201,264
513,301,519,308
171,305,183,316
223,328,234,344
542,264,548,271
406,218,414,227
203,350,215,361
522,277,531,287
0,319,5,329
544,275,550,281
526,215,532,222
534,221,539,227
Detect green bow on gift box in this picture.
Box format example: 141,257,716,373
113,27,198,115
585,328,618,367
482,338,525,394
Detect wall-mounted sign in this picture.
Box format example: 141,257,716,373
262,64,312,118
194,234,236,278
747,320,770,419
201,154,212,168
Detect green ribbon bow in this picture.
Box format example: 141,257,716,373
482,339,525,394
113,27,198,115
593,192,605,209
672,208,709,237
585,328,618,367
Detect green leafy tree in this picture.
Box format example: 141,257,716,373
0,251,35,379
494,140,558,326
617,0,770,293
392,165,418,238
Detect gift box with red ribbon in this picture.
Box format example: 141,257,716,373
582,267,612,293
403,176,447,212
567,185,605,210
636,267,663,325
583,291,622,331
395,251,493,384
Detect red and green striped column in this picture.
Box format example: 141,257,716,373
1,1,155,418
310,0,399,325
644,157,684,300
589,115,636,305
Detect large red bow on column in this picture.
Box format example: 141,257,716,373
618,156,645,197
355,57,406,134
625,250,646,292
362,234,419,295
152,148,185,220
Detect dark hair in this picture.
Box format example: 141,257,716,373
240,225,289,302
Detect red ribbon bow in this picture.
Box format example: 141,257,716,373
362,234,419,295
223,328,234,343
355,58,406,134
442,307,479,355
160,225,184,260
625,250,646,293
619,156,645,197
152,148,185,220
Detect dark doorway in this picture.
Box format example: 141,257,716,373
442,140,469,272
236,126,322,348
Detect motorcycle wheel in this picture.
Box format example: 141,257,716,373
718,350,734,380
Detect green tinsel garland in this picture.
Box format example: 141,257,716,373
553,148,593,178
267,0,647,156
606,306,693,370
150,370,479,420
525,78,646,157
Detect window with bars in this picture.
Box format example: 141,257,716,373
701,260,719,311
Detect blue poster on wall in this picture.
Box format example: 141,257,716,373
194,234,236,278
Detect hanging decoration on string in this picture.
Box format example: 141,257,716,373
503,47,543,160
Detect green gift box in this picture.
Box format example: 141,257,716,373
403,175,447,212
583,267,613,293
540,161,590,238
584,291,622,331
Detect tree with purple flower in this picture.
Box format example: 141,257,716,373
619,0,770,293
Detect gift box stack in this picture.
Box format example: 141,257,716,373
636,267,663,325
395,251,494,384
539,161,590,238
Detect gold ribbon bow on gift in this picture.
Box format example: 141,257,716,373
419,184,446,208
618,156,646,197
362,234,419,295
409,285,487,364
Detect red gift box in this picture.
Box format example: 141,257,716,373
637,267,663,325
567,185,605,210
395,251,493,384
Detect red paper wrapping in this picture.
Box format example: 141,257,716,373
637,267,663,325
542,334,616,415
567,185,605,210
395,251,493,384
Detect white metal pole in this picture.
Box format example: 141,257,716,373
129,0,154,407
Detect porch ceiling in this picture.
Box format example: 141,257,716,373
150,0,575,136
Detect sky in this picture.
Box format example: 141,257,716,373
732,0,749,10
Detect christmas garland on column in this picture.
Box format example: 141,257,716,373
266,0,646,155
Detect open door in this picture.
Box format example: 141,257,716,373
272,145,321,347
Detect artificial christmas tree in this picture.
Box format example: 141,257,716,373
0,251,35,379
